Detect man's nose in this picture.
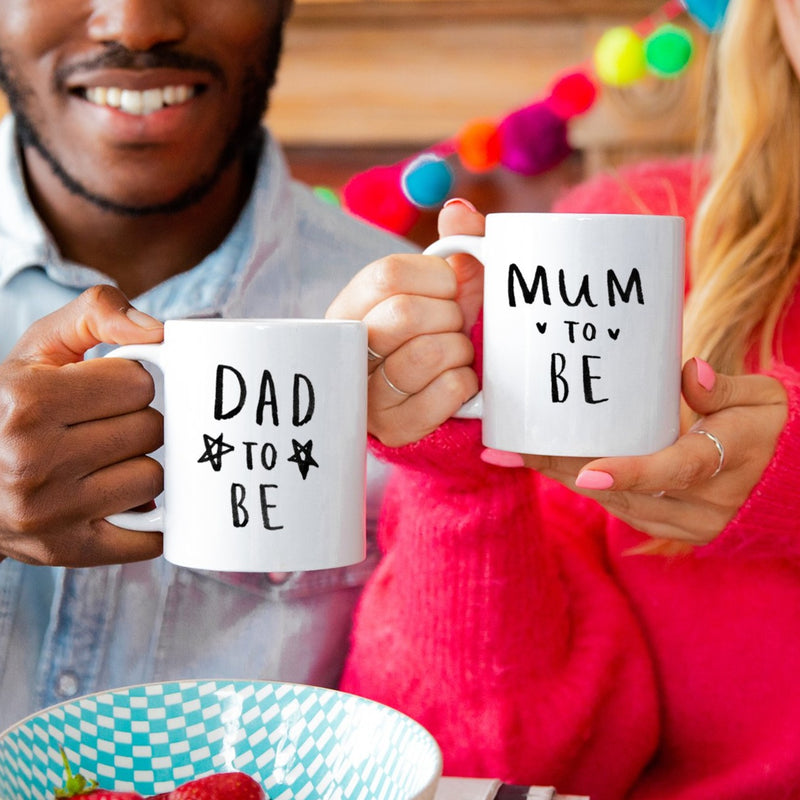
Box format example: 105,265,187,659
88,0,188,51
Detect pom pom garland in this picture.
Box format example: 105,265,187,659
499,103,572,176
645,24,694,77
594,26,648,87
401,154,455,208
312,186,341,206
342,165,420,234
682,0,729,32
336,1,713,235
456,119,502,173
546,71,600,120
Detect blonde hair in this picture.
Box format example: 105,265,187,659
685,0,800,374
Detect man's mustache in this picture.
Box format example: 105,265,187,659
55,43,225,87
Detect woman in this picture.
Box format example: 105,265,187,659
327,1,800,798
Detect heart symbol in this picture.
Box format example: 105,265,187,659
536,322,547,334
608,328,621,341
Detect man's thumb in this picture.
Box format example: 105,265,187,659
11,284,163,366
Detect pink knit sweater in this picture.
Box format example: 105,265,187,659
341,159,800,800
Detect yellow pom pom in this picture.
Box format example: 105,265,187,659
593,26,647,87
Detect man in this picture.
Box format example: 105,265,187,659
0,0,410,731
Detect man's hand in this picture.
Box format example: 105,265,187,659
0,285,165,566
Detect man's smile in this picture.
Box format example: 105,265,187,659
77,84,199,116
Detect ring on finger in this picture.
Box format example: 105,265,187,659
379,362,411,397
367,345,384,363
694,428,725,478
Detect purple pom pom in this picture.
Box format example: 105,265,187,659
498,103,572,176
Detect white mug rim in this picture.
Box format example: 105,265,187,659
163,318,364,327
483,211,684,222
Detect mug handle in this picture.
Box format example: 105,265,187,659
102,343,166,532
423,234,486,419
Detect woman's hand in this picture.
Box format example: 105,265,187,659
327,199,485,447
0,285,165,567
490,358,788,545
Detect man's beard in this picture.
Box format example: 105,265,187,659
0,22,285,217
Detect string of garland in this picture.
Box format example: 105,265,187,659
312,0,729,236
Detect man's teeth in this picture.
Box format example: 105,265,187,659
84,85,195,115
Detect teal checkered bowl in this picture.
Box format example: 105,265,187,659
0,680,442,800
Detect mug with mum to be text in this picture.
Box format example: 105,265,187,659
104,318,368,572
425,212,685,457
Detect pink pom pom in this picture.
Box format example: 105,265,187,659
546,70,599,120
498,103,572,176
342,165,420,235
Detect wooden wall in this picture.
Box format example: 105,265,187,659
274,0,709,244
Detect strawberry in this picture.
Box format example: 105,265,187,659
161,772,266,800
54,748,265,800
54,747,143,799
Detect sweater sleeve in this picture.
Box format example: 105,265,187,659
341,324,660,800
341,423,659,800
697,364,800,559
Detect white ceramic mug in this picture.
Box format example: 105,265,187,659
104,319,368,572
425,213,685,457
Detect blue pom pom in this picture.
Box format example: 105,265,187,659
683,0,729,32
401,154,454,209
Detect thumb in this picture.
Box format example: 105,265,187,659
682,357,787,417
436,198,486,331
11,284,163,366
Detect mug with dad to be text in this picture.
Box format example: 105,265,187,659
105,318,367,572
425,213,685,457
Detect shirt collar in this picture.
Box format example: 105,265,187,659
0,116,64,286
0,116,293,320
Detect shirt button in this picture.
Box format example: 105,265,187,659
56,671,80,698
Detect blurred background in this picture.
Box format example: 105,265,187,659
0,0,710,248
273,0,708,246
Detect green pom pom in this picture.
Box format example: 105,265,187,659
313,186,341,206
645,25,694,78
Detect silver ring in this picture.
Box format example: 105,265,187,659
694,429,725,478
379,363,411,397
367,345,384,363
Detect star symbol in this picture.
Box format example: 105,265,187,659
197,432,235,472
287,439,319,480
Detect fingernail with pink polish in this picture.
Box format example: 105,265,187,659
480,448,525,468
694,357,716,391
575,470,615,490
443,197,478,213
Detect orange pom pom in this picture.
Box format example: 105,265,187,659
456,119,502,173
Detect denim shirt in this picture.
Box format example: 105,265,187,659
0,116,413,732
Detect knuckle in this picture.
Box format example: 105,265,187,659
1,490,48,539
384,293,420,331
143,457,165,498
29,539,67,567
79,283,126,311
371,255,407,294
603,491,633,515
441,366,478,403
405,335,447,371
673,451,708,489
0,378,39,433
